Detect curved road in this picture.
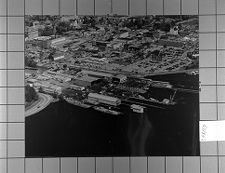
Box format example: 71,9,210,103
25,93,53,117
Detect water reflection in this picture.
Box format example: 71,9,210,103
128,112,153,155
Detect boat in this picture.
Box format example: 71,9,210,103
134,95,176,106
135,89,177,106
131,104,145,113
64,97,92,108
52,98,60,103
93,106,122,115
128,90,177,109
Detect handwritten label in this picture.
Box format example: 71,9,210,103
200,120,225,142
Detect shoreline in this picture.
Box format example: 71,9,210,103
25,93,54,117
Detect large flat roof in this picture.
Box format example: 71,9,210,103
88,93,120,102
82,70,113,78
74,75,99,83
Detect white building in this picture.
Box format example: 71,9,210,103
53,53,65,61
88,93,121,106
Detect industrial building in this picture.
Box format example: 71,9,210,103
53,75,71,83
50,37,67,47
33,82,62,95
69,84,85,91
81,70,113,79
73,75,100,87
112,74,127,83
80,57,108,65
42,37,68,48
53,53,65,61
43,71,72,83
88,93,121,106
158,39,184,48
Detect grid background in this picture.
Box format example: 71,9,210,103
0,0,225,172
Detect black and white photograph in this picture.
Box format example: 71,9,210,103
25,15,199,157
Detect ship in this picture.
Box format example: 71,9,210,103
128,90,177,109
130,104,145,113
64,97,92,108
93,106,122,115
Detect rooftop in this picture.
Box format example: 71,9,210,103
74,75,99,83
81,70,113,78
88,93,120,102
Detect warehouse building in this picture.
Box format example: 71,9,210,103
33,82,62,95
88,93,121,106
69,84,85,91
53,53,65,61
158,39,184,48
42,37,68,48
73,75,100,87
112,74,127,83
81,70,113,79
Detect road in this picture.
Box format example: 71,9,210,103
25,93,53,117
143,68,198,77
69,64,198,78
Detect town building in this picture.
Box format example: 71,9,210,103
169,26,179,35
33,82,62,95
27,27,39,40
43,71,72,83
53,53,65,61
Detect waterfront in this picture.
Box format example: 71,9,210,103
26,89,199,157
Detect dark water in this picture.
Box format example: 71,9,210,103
26,90,199,157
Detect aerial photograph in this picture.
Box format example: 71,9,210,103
25,15,199,157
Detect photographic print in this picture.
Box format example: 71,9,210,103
25,15,199,157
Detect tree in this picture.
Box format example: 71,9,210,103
48,53,54,61
56,21,70,35
63,64,67,69
187,52,193,58
160,23,171,32
25,56,37,68
25,85,38,102
40,26,53,36
39,87,43,93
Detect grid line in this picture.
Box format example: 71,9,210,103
6,0,8,173
215,0,220,173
